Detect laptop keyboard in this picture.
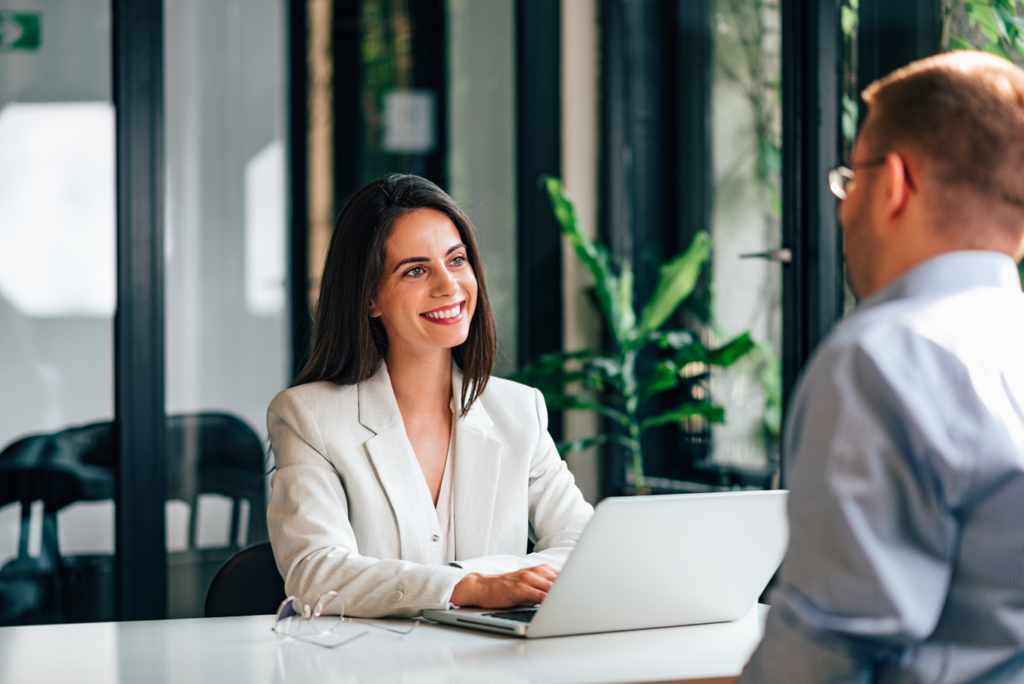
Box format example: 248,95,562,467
483,608,538,623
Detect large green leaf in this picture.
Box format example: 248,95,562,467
994,3,1015,39
639,359,680,404
636,232,712,338
969,2,1003,42
706,333,756,367
672,343,709,369
542,175,636,349
640,402,725,432
615,257,637,343
948,33,977,51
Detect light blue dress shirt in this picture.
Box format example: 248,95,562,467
740,251,1024,684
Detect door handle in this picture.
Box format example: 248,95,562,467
739,248,792,263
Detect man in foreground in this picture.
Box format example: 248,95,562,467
740,51,1024,683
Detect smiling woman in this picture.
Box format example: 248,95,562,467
267,174,594,618
369,208,479,371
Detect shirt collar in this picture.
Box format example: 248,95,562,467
859,250,1021,311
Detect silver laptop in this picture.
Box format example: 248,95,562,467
422,490,788,638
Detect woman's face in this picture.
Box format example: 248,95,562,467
369,208,478,357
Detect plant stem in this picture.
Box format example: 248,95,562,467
629,424,644,490
621,349,644,489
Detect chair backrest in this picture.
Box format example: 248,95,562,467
166,412,269,547
0,413,269,623
204,541,284,617
0,426,115,567
0,427,116,624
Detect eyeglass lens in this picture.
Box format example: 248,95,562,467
274,597,302,637
828,167,855,200
310,592,344,634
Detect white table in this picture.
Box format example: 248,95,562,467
0,606,767,684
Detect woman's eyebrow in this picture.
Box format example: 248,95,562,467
391,243,466,273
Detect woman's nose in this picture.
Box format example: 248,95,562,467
431,267,458,296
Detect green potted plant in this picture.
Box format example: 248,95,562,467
513,177,756,492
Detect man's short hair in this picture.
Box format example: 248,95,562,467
863,51,1024,209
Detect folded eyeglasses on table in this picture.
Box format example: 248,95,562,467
273,591,419,649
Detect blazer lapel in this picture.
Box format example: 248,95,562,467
451,367,503,561
359,364,432,564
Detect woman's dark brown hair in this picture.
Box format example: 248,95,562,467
293,174,497,415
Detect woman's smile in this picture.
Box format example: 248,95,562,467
421,301,466,323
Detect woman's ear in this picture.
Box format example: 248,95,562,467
368,300,382,318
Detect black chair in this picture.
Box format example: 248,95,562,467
0,426,116,625
204,541,285,617
0,411,270,624
164,412,270,618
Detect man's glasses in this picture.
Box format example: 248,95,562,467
272,591,418,649
828,155,888,200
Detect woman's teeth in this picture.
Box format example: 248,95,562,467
424,304,460,319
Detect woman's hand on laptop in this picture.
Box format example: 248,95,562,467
450,564,559,608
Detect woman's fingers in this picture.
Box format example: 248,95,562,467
515,587,548,605
451,565,564,608
520,571,555,591
527,564,559,581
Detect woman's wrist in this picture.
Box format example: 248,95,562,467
450,572,481,607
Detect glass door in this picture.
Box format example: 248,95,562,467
162,0,288,618
704,0,784,484
0,0,117,624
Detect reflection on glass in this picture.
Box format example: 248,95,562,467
0,103,115,318
707,0,783,481
0,0,116,625
164,0,287,618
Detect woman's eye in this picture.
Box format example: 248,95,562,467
449,255,466,266
404,266,424,277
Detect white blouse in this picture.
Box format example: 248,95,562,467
420,399,457,566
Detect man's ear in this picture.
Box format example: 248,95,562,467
882,151,917,220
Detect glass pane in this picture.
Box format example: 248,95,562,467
164,0,287,618
703,0,783,485
0,0,116,624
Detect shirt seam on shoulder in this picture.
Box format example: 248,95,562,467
289,387,332,457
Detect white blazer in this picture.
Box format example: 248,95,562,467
267,363,594,618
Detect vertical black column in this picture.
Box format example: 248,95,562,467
516,0,563,438
857,0,941,119
672,1,712,256
601,0,666,294
780,0,843,479
112,0,167,621
289,0,311,380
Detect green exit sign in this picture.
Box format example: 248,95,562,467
0,11,40,51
